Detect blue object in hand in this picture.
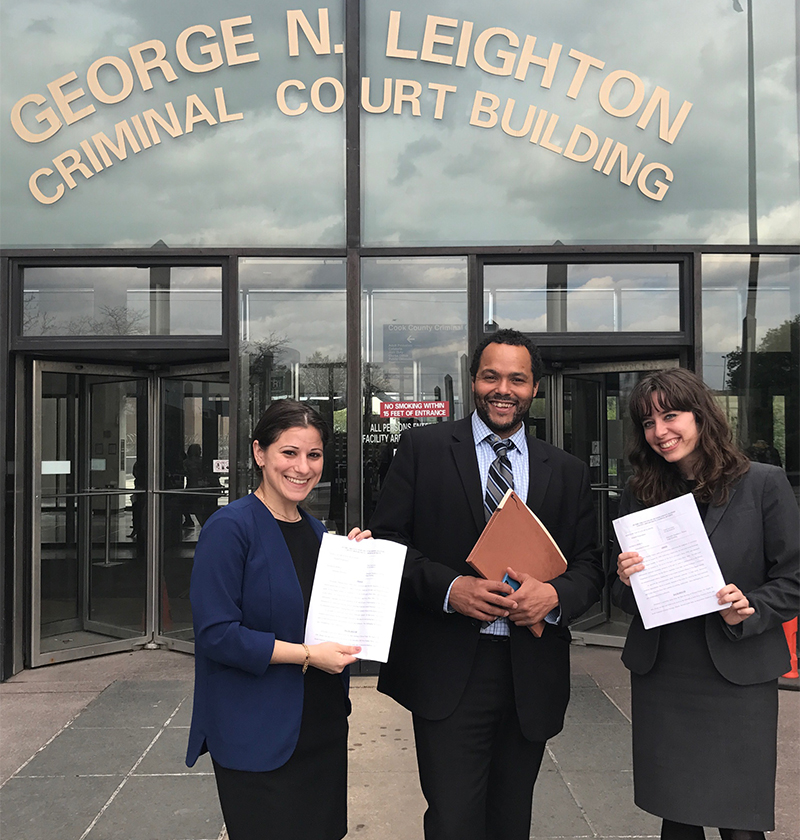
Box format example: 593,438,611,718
502,573,521,591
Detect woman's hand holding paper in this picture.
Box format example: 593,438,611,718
716,583,754,625
617,551,645,587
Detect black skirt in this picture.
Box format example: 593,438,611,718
212,518,348,840
630,616,778,831
213,668,348,840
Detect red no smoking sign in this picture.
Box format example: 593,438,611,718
379,401,450,418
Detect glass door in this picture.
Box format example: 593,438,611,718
155,365,230,651
32,362,150,666
31,360,230,665
541,360,679,645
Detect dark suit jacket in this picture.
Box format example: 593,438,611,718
186,494,348,772
612,462,800,684
369,416,604,742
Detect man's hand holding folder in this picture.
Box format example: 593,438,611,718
503,568,560,637
466,490,568,637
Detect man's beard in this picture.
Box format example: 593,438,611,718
473,392,531,435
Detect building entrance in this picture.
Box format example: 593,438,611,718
30,360,229,666
531,359,679,646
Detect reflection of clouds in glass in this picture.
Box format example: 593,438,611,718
496,315,548,332
240,259,347,361
2,1,796,248
22,265,222,335
362,257,468,402
701,202,800,246
391,135,443,185
248,297,346,360
3,101,345,247
362,257,468,290
487,263,680,330
0,1,346,247
621,312,679,332
362,0,799,245
25,18,55,35
702,254,800,352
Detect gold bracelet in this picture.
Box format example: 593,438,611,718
301,643,310,675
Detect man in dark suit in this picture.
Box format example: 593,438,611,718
369,329,604,840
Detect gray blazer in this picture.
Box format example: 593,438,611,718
612,462,799,685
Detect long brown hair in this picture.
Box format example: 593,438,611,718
627,368,750,507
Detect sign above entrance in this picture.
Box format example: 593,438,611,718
1,3,797,248
6,8,691,209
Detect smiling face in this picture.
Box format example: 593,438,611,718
253,425,324,511
642,398,701,477
472,342,538,438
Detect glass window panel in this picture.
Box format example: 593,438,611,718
485,263,680,332
238,259,347,530
22,266,222,336
702,254,799,489
0,2,345,248
361,257,468,521
160,373,230,643
362,1,799,246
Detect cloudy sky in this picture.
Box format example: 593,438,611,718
1,0,798,248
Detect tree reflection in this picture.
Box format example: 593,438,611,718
726,315,799,478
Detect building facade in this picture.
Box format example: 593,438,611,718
2,1,798,677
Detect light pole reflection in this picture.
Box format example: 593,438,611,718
734,0,758,447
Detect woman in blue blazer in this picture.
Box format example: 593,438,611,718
614,369,799,840
186,400,368,840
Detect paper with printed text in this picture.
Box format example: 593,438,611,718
613,493,730,629
305,533,405,662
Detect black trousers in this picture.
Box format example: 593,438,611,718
412,636,546,840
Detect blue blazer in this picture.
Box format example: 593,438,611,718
186,494,348,772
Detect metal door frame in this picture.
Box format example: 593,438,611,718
546,358,680,646
30,360,152,666
30,359,230,665
152,362,230,653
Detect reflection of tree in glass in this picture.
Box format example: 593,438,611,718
726,316,799,390
725,315,798,465
243,334,291,475
302,351,346,399
23,297,148,336
22,294,55,335
63,305,147,335
363,362,392,401
243,333,289,380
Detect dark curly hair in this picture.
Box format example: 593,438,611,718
627,368,750,507
469,329,543,383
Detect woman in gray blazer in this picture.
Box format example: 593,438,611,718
614,368,799,840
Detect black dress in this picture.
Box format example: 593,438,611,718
630,500,778,831
213,518,348,840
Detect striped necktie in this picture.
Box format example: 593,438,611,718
485,436,515,522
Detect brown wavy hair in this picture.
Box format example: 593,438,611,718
627,368,750,507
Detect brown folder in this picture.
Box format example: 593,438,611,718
466,490,567,637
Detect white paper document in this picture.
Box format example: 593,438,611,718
304,533,405,663
612,493,730,630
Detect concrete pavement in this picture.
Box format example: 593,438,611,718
1,646,797,840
